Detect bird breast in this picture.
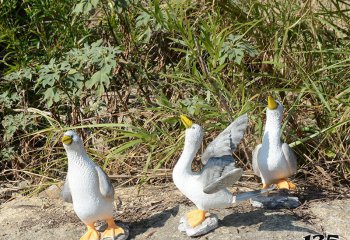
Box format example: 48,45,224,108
67,155,113,223
259,145,291,181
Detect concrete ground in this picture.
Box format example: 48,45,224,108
0,183,349,240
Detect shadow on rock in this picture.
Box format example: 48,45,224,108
126,205,180,238
221,209,266,227
221,208,318,234
297,183,345,203
258,212,318,234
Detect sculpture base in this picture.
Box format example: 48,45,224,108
250,192,301,209
178,213,219,237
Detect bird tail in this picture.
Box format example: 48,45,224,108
232,184,276,203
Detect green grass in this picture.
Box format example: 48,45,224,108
0,0,349,195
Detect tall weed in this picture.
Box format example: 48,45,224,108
1,0,349,193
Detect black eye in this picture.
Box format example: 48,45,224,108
191,126,195,129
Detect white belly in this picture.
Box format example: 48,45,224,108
259,148,291,184
68,167,113,224
173,172,232,210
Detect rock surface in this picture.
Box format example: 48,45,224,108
309,200,350,240
0,182,349,240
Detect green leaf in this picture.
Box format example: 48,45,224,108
85,70,109,89
234,49,244,64
91,0,99,7
111,139,144,154
73,2,84,14
325,149,336,158
43,87,60,107
97,84,105,96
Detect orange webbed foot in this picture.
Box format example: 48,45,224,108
186,209,207,228
80,224,100,240
101,219,126,240
277,179,297,190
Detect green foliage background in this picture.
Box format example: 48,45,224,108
1,0,349,192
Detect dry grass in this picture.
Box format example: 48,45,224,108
0,0,349,197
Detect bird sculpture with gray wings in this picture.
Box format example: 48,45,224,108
252,96,297,190
173,114,274,236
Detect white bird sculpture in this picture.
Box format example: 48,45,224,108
173,114,273,236
252,96,297,190
61,130,128,240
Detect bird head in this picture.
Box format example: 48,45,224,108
266,96,284,120
180,115,204,146
62,130,84,152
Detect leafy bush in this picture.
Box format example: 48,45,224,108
0,0,349,194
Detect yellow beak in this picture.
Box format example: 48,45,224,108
267,96,278,110
180,114,193,129
62,135,73,145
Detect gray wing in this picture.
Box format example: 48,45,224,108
199,155,243,194
201,114,248,164
60,176,72,203
252,144,262,177
234,185,276,203
282,143,297,176
95,166,115,199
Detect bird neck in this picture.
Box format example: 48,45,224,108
66,147,90,168
175,139,200,174
263,113,282,147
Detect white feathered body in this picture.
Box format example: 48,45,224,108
173,115,253,211
173,166,233,210
257,134,291,185
67,150,113,224
253,105,296,185
173,128,234,211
